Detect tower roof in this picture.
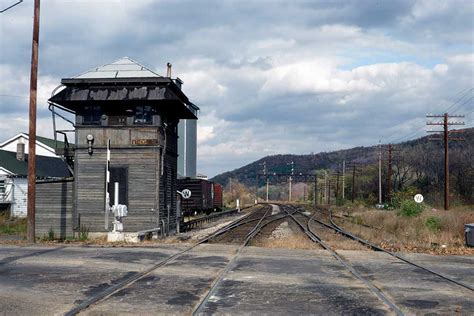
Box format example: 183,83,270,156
73,57,162,79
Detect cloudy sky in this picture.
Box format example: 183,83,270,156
0,0,473,177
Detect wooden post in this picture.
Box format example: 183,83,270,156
387,144,392,203
352,166,356,203
443,113,449,210
27,0,40,243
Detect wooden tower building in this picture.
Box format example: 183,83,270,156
48,57,198,235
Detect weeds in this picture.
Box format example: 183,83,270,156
79,224,89,241
329,204,474,254
425,216,442,232
0,214,27,235
398,200,424,217
48,228,55,240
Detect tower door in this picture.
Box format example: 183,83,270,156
109,167,128,206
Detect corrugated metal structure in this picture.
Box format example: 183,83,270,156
45,57,197,235
178,118,197,178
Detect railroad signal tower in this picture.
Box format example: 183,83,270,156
426,113,465,210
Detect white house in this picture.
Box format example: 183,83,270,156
0,133,60,157
0,134,71,218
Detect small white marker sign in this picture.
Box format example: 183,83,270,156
181,189,192,199
414,194,424,203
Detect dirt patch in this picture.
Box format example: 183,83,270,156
252,220,320,250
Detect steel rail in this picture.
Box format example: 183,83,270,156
192,205,289,315
307,206,474,292
282,205,404,316
64,205,269,316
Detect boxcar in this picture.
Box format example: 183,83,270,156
178,178,213,216
213,182,223,210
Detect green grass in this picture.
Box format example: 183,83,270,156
398,200,425,217
425,216,442,232
0,216,27,235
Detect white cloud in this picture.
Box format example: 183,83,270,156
0,1,473,177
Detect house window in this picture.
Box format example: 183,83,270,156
82,106,101,125
134,106,153,125
0,180,5,196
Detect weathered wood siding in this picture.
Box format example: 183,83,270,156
36,179,74,238
75,146,160,232
73,122,180,233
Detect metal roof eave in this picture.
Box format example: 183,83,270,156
61,77,171,85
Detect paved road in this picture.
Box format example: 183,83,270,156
0,244,472,315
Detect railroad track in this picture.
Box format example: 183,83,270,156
64,205,272,316
210,206,288,244
306,205,474,292
281,204,404,316
192,204,293,315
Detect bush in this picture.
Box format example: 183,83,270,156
425,216,442,232
391,187,418,208
398,200,424,217
48,228,55,240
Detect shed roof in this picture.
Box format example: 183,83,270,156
0,150,71,178
74,57,162,79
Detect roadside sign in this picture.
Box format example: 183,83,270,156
414,194,424,203
182,189,192,199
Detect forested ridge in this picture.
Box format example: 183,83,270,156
212,128,473,205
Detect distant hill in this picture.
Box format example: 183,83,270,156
211,127,474,188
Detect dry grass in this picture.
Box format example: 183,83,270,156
0,213,27,236
253,233,320,250
331,204,474,255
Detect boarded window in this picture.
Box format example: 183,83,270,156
109,167,128,206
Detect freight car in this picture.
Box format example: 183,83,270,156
177,178,223,217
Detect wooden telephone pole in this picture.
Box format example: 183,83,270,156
427,113,465,210
27,0,40,243
387,144,393,204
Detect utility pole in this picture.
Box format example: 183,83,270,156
265,169,269,202
378,140,382,206
335,169,340,200
387,144,392,204
342,160,345,200
260,162,269,202
27,0,40,243
427,113,465,210
324,171,328,204
288,161,294,202
314,172,317,206
328,179,331,205
352,165,356,203
255,173,258,203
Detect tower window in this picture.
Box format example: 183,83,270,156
134,106,153,124
82,106,101,125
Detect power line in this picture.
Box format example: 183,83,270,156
0,94,48,100
426,113,465,210
0,0,22,13
443,88,473,113
386,87,473,144
451,96,473,114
